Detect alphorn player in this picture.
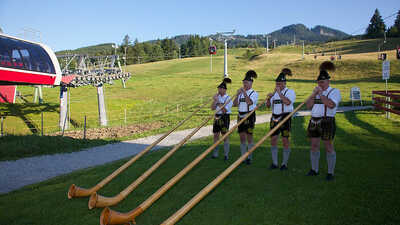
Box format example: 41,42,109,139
265,68,296,170
233,70,258,165
306,61,341,181
211,78,233,161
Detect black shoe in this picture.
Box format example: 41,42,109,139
246,159,251,165
280,165,288,170
224,156,228,161
269,164,278,170
326,173,334,181
211,155,217,159
306,169,319,176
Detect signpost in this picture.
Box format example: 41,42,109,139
382,60,390,118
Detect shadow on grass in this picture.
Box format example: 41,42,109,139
0,102,82,134
0,134,116,161
344,111,399,142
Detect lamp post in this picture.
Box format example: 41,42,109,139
265,35,271,53
209,38,213,72
216,30,235,79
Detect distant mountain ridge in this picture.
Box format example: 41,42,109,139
226,24,350,47
56,24,350,54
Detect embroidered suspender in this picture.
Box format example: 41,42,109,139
314,88,335,117
272,89,288,114
324,88,335,117
239,90,254,112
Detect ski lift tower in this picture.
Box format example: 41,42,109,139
216,30,235,79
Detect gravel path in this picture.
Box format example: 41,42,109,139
0,106,372,194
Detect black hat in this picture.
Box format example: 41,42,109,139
275,68,292,82
217,77,232,89
317,61,335,81
242,70,258,82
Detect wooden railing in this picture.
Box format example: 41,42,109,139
372,90,400,115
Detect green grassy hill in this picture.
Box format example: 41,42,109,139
1,38,400,159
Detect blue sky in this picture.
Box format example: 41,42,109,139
1,0,399,51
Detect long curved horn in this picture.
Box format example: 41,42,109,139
161,94,314,225
68,100,208,199
89,94,238,209
100,96,266,225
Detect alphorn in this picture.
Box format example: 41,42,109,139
100,97,266,225
160,94,313,225
68,101,208,199
89,94,237,209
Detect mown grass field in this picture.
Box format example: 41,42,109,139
1,38,400,161
0,110,399,225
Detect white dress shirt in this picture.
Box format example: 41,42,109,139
269,87,296,114
238,89,258,112
215,94,233,114
311,86,341,117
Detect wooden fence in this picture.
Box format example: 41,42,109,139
372,90,400,115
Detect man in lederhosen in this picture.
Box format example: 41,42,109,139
211,78,233,161
266,68,296,170
306,61,341,181
233,70,258,165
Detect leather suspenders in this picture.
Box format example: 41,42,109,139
314,88,335,117
324,88,335,117
239,90,254,112
272,89,288,114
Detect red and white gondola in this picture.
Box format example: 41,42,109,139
0,33,61,86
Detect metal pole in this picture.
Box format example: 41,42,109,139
385,79,390,119
59,85,69,130
266,35,269,53
124,47,127,69
97,85,108,126
68,87,71,127
210,54,213,72
34,86,38,103
302,41,305,59
38,86,43,104
224,39,228,77
84,115,87,140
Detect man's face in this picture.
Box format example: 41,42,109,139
317,79,330,90
218,87,226,95
276,81,286,90
242,80,252,90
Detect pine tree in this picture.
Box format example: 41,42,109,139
390,10,400,37
365,9,386,39
151,42,164,62
122,34,131,47
132,39,146,64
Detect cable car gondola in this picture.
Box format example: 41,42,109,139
0,33,61,86
209,46,217,55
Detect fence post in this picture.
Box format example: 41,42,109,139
41,112,44,136
84,115,87,140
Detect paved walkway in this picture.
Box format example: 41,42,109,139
0,106,372,194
